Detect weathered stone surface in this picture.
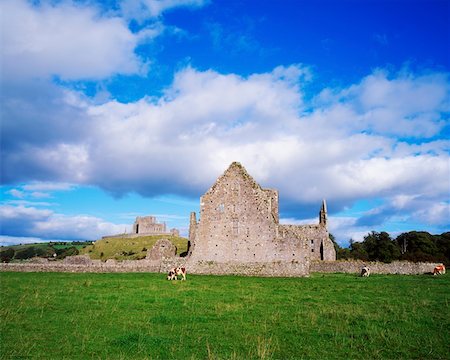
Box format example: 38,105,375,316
63,255,92,265
146,239,176,260
187,162,335,275
133,216,166,234
1,259,440,276
311,260,441,275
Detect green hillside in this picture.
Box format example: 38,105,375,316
0,241,93,262
80,235,189,261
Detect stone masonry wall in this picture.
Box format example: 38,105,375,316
311,260,442,275
133,216,166,234
1,258,440,276
190,163,281,263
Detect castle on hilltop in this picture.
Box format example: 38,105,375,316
104,216,179,239
187,162,335,272
132,216,180,237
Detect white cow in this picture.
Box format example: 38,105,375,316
167,267,187,281
361,266,370,277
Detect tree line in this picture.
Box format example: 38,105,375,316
331,231,450,265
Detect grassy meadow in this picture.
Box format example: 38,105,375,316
79,235,189,261
0,272,448,359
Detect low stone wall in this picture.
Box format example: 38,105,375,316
1,257,440,276
186,260,309,277
311,260,441,275
0,261,161,273
0,257,308,277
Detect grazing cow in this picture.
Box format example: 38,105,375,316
167,267,187,281
361,266,370,277
167,268,177,280
433,264,446,275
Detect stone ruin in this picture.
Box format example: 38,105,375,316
133,216,166,234
104,216,179,239
145,238,177,261
3,163,442,277
186,162,336,275
133,216,180,236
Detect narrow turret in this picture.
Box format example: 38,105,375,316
188,211,197,255
319,199,327,227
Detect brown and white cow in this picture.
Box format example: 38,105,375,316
167,267,187,281
433,264,446,275
361,266,370,277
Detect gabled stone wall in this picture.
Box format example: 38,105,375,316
190,162,281,263
187,162,335,274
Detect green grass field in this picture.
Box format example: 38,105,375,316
0,272,448,359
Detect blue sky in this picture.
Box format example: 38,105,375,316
1,0,449,246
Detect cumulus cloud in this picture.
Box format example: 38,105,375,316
120,0,208,22
0,0,146,80
23,182,76,192
315,70,449,138
0,204,127,241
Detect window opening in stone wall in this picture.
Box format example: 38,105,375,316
311,239,314,245
311,249,314,252
320,242,324,260
136,224,139,234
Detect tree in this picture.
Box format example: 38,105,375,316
0,248,15,263
362,231,400,263
55,247,79,259
349,239,369,261
329,234,352,260
396,231,444,263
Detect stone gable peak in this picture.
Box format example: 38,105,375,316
206,161,262,195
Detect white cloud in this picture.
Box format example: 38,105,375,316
33,214,128,240
412,202,450,225
7,189,25,198
0,205,53,220
23,182,76,192
120,0,208,22
0,204,127,240
0,0,144,80
315,70,449,138
30,192,52,199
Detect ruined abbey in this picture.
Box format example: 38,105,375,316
187,162,336,274
5,161,442,277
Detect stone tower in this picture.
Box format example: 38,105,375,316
319,199,327,227
188,212,197,255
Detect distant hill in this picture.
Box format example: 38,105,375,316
79,235,189,261
0,241,93,262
